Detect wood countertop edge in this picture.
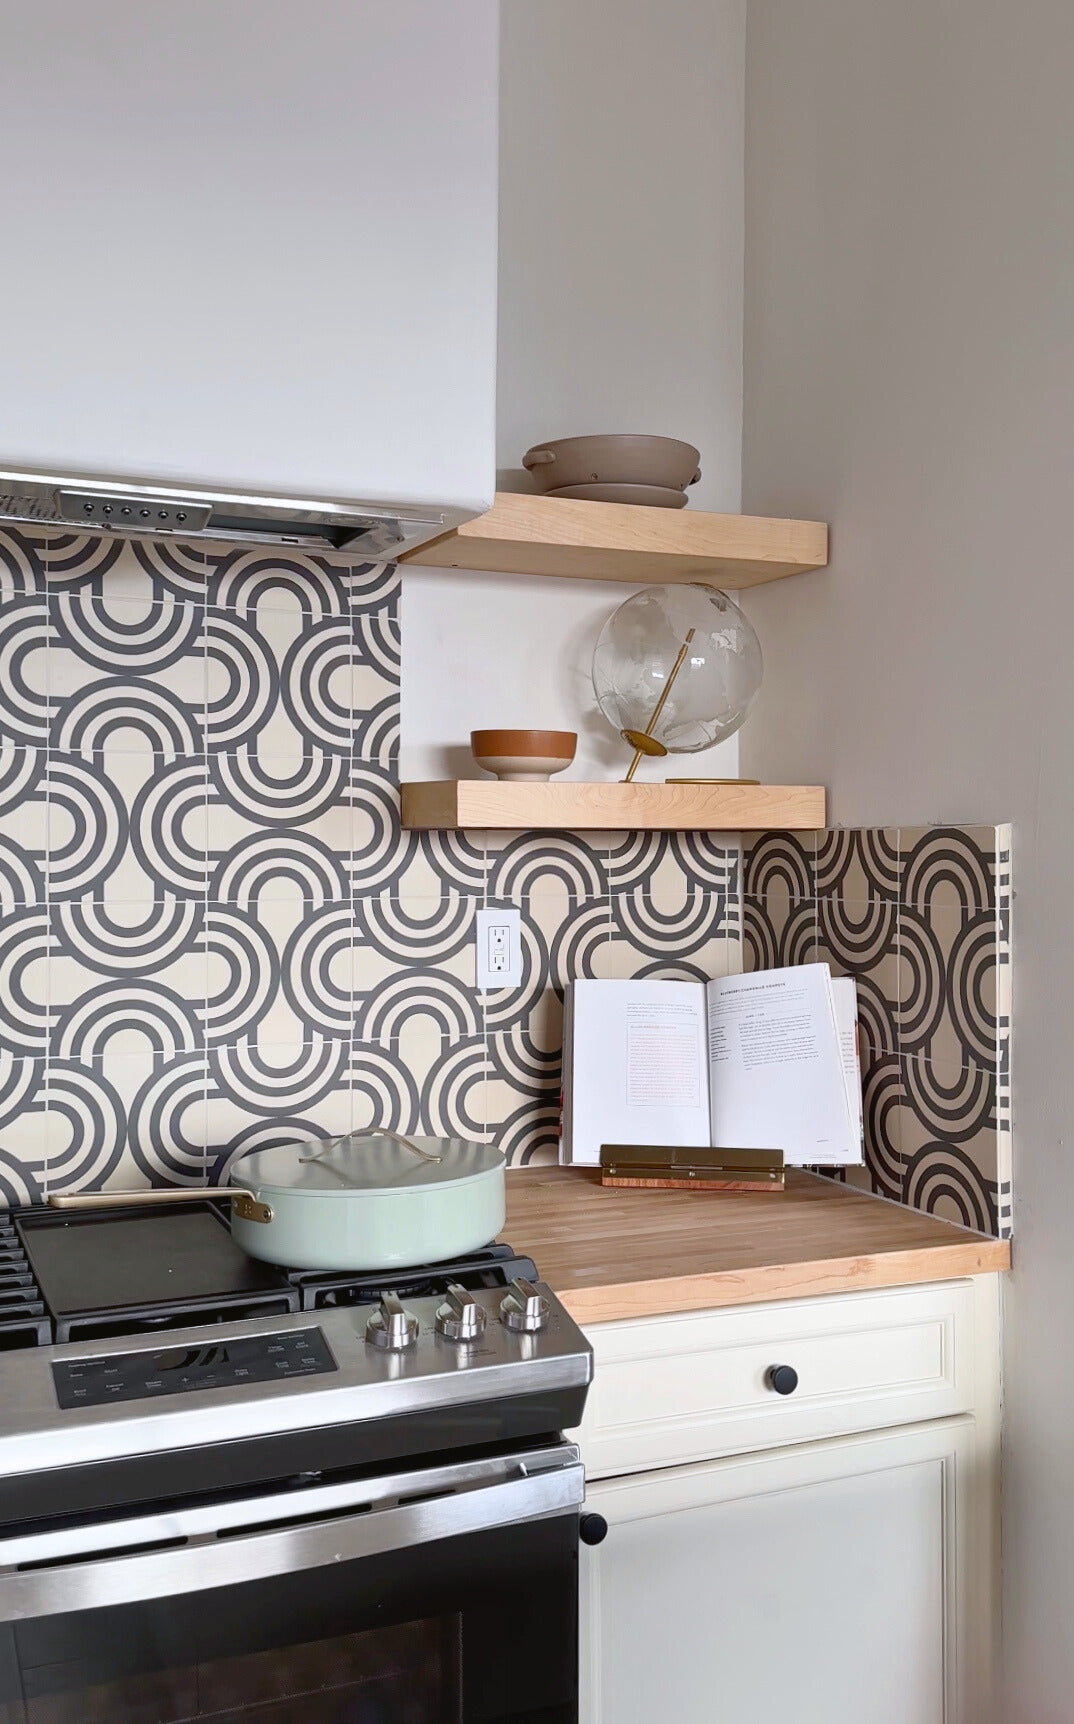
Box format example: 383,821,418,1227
501,1165,1010,1325
550,1239,1011,1325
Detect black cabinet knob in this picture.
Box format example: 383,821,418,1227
579,1513,609,1546
766,1364,799,1396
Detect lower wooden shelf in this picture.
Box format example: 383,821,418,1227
400,780,826,831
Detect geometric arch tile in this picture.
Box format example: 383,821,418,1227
486,832,608,903
207,549,353,620
900,825,998,912
50,678,204,757
903,1141,997,1237
744,831,815,901
0,528,47,598
50,588,205,676
901,1050,997,1141
41,533,125,590
816,828,899,901
611,888,731,960
861,1053,904,1203
0,598,52,748
0,525,1013,1222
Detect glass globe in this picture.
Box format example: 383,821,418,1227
591,583,763,765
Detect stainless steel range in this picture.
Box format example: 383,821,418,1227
0,1201,595,1724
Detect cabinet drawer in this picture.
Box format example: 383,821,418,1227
573,1280,978,1477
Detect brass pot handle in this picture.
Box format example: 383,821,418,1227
48,1187,274,1225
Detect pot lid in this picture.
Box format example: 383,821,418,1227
230,1130,504,1196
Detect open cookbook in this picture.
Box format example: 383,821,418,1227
561,965,863,1169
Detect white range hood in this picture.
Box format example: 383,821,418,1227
0,1,499,557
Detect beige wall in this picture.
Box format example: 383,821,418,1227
402,0,746,781
741,2,1074,1715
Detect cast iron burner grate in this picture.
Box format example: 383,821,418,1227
5,1200,539,1346
15,1203,301,1344
0,1213,51,1351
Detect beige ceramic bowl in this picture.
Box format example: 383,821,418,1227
471,729,577,783
522,434,701,494
545,481,689,510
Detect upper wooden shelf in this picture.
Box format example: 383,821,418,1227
399,493,829,587
400,780,826,832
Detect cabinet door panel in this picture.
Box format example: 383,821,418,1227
581,1421,974,1724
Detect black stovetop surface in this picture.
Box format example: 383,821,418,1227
0,1202,536,1348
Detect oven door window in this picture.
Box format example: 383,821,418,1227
8,1617,457,1724
0,1516,577,1724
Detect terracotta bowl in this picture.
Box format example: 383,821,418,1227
471,729,577,783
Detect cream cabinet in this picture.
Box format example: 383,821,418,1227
573,1277,1001,1724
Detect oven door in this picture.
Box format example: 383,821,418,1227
0,1442,583,1724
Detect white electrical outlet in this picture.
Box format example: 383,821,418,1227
476,907,522,990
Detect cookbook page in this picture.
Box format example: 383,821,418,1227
830,975,864,1153
705,964,860,1165
564,979,711,1165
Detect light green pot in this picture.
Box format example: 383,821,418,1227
228,1131,507,1272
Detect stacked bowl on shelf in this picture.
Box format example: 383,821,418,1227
521,434,701,510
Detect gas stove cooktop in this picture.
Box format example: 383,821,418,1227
0,1200,592,1529
0,1199,540,1346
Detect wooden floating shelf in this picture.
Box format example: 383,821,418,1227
400,781,826,832
400,492,828,587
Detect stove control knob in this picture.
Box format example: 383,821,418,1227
435,1283,487,1343
500,1278,550,1334
365,1291,419,1351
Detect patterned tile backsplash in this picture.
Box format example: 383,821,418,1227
745,827,1012,1237
0,527,1010,1237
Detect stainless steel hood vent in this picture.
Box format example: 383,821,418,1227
0,469,448,557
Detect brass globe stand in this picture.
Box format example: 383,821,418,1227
621,628,695,782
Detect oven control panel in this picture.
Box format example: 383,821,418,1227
52,1328,337,1409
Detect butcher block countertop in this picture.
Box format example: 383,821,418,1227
503,1166,1011,1324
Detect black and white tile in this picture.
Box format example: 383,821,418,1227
744,826,1011,1236
0,534,392,1190
0,528,746,1190
0,526,1011,1221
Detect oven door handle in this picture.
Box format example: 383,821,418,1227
0,1446,585,1623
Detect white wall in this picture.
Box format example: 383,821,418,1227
401,0,746,782
740,3,1074,1716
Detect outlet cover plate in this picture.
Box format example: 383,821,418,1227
476,906,522,990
